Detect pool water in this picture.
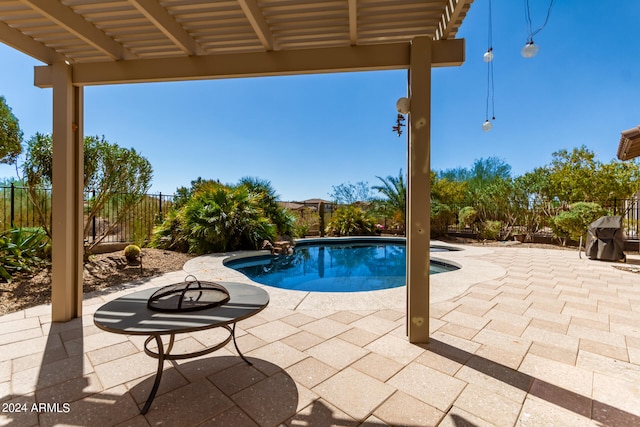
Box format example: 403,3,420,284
227,243,457,292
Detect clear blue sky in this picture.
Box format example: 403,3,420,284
1,0,638,201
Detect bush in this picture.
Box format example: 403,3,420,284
123,244,141,262
152,181,276,254
480,220,503,240
431,201,454,237
458,206,478,228
0,227,49,282
151,209,189,252
326,205,377,236
552,202,608,243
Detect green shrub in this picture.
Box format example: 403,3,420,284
0,227,49,282
326,205,377,236
458,206,477,228
151,209,189,252
480,220,503,240
123,244,141,262
152,181,276,254
552,202,608,243
431,201,454,237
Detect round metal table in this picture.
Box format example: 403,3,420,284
93,282,269,414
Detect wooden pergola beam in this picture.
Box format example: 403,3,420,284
35,39,464,87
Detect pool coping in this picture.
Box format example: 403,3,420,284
182,239,507,311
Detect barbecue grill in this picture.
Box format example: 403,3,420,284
584,215,626,262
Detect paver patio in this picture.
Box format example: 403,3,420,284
1,243,640,426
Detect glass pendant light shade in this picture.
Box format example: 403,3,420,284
482,120,493,132
483,49,494,63
396,97,410,115
521,41,540,58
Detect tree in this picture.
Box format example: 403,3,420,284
431,172,467,206
372,170,406,229
329,181,375,204
238,176,295,236
0,96,23,165
539,146,640,204
552,202,608,244
22,133,153,248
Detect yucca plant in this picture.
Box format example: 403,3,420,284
0,227,49,282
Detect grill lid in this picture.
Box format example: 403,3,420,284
147,275,230,312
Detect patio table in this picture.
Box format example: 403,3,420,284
93,282,269,414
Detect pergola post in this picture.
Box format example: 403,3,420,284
407,37,432,343
51,61,84,322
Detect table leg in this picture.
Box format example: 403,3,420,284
232,323,252,365
141,335,165,415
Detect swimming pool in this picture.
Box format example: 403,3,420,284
225,238,459,292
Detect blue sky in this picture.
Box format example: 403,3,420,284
1,0,639,201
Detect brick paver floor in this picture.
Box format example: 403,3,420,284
1,244,640,426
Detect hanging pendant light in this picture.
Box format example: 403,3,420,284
482,0,495,131
483,48,494,63
521,41,539,58
522,0,555,59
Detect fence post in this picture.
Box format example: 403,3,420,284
10,183,15,228
159,192,162,219
92,189,96,242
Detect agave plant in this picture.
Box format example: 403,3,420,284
0,227,50,282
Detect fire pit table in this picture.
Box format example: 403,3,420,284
93,281,269,414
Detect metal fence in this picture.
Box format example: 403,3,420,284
1,184,174,243
3,185,639,242
444,198,639,240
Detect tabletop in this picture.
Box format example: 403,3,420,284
93,282,269,336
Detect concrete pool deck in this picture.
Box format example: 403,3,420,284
182,241,506,310
1,242,640,426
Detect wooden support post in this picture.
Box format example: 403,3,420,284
407,37,432,343
51,62,84,322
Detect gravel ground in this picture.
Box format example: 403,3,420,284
0,248,194,316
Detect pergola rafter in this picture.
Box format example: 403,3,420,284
19,0,136,60
128,0,204,56
236,0,275,51
435,0,468,40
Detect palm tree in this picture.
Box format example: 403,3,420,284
372,170,406,230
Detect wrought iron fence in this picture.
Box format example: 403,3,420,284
3,185,639,242
444,199,639,240
0,184,174,244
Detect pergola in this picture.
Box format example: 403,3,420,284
0,0,473,343
618,125,640,161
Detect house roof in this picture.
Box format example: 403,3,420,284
617,125,640,161
0,0,473,86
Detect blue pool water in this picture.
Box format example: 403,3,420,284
226,241,458,292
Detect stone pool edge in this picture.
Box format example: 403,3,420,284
182,240,506,311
